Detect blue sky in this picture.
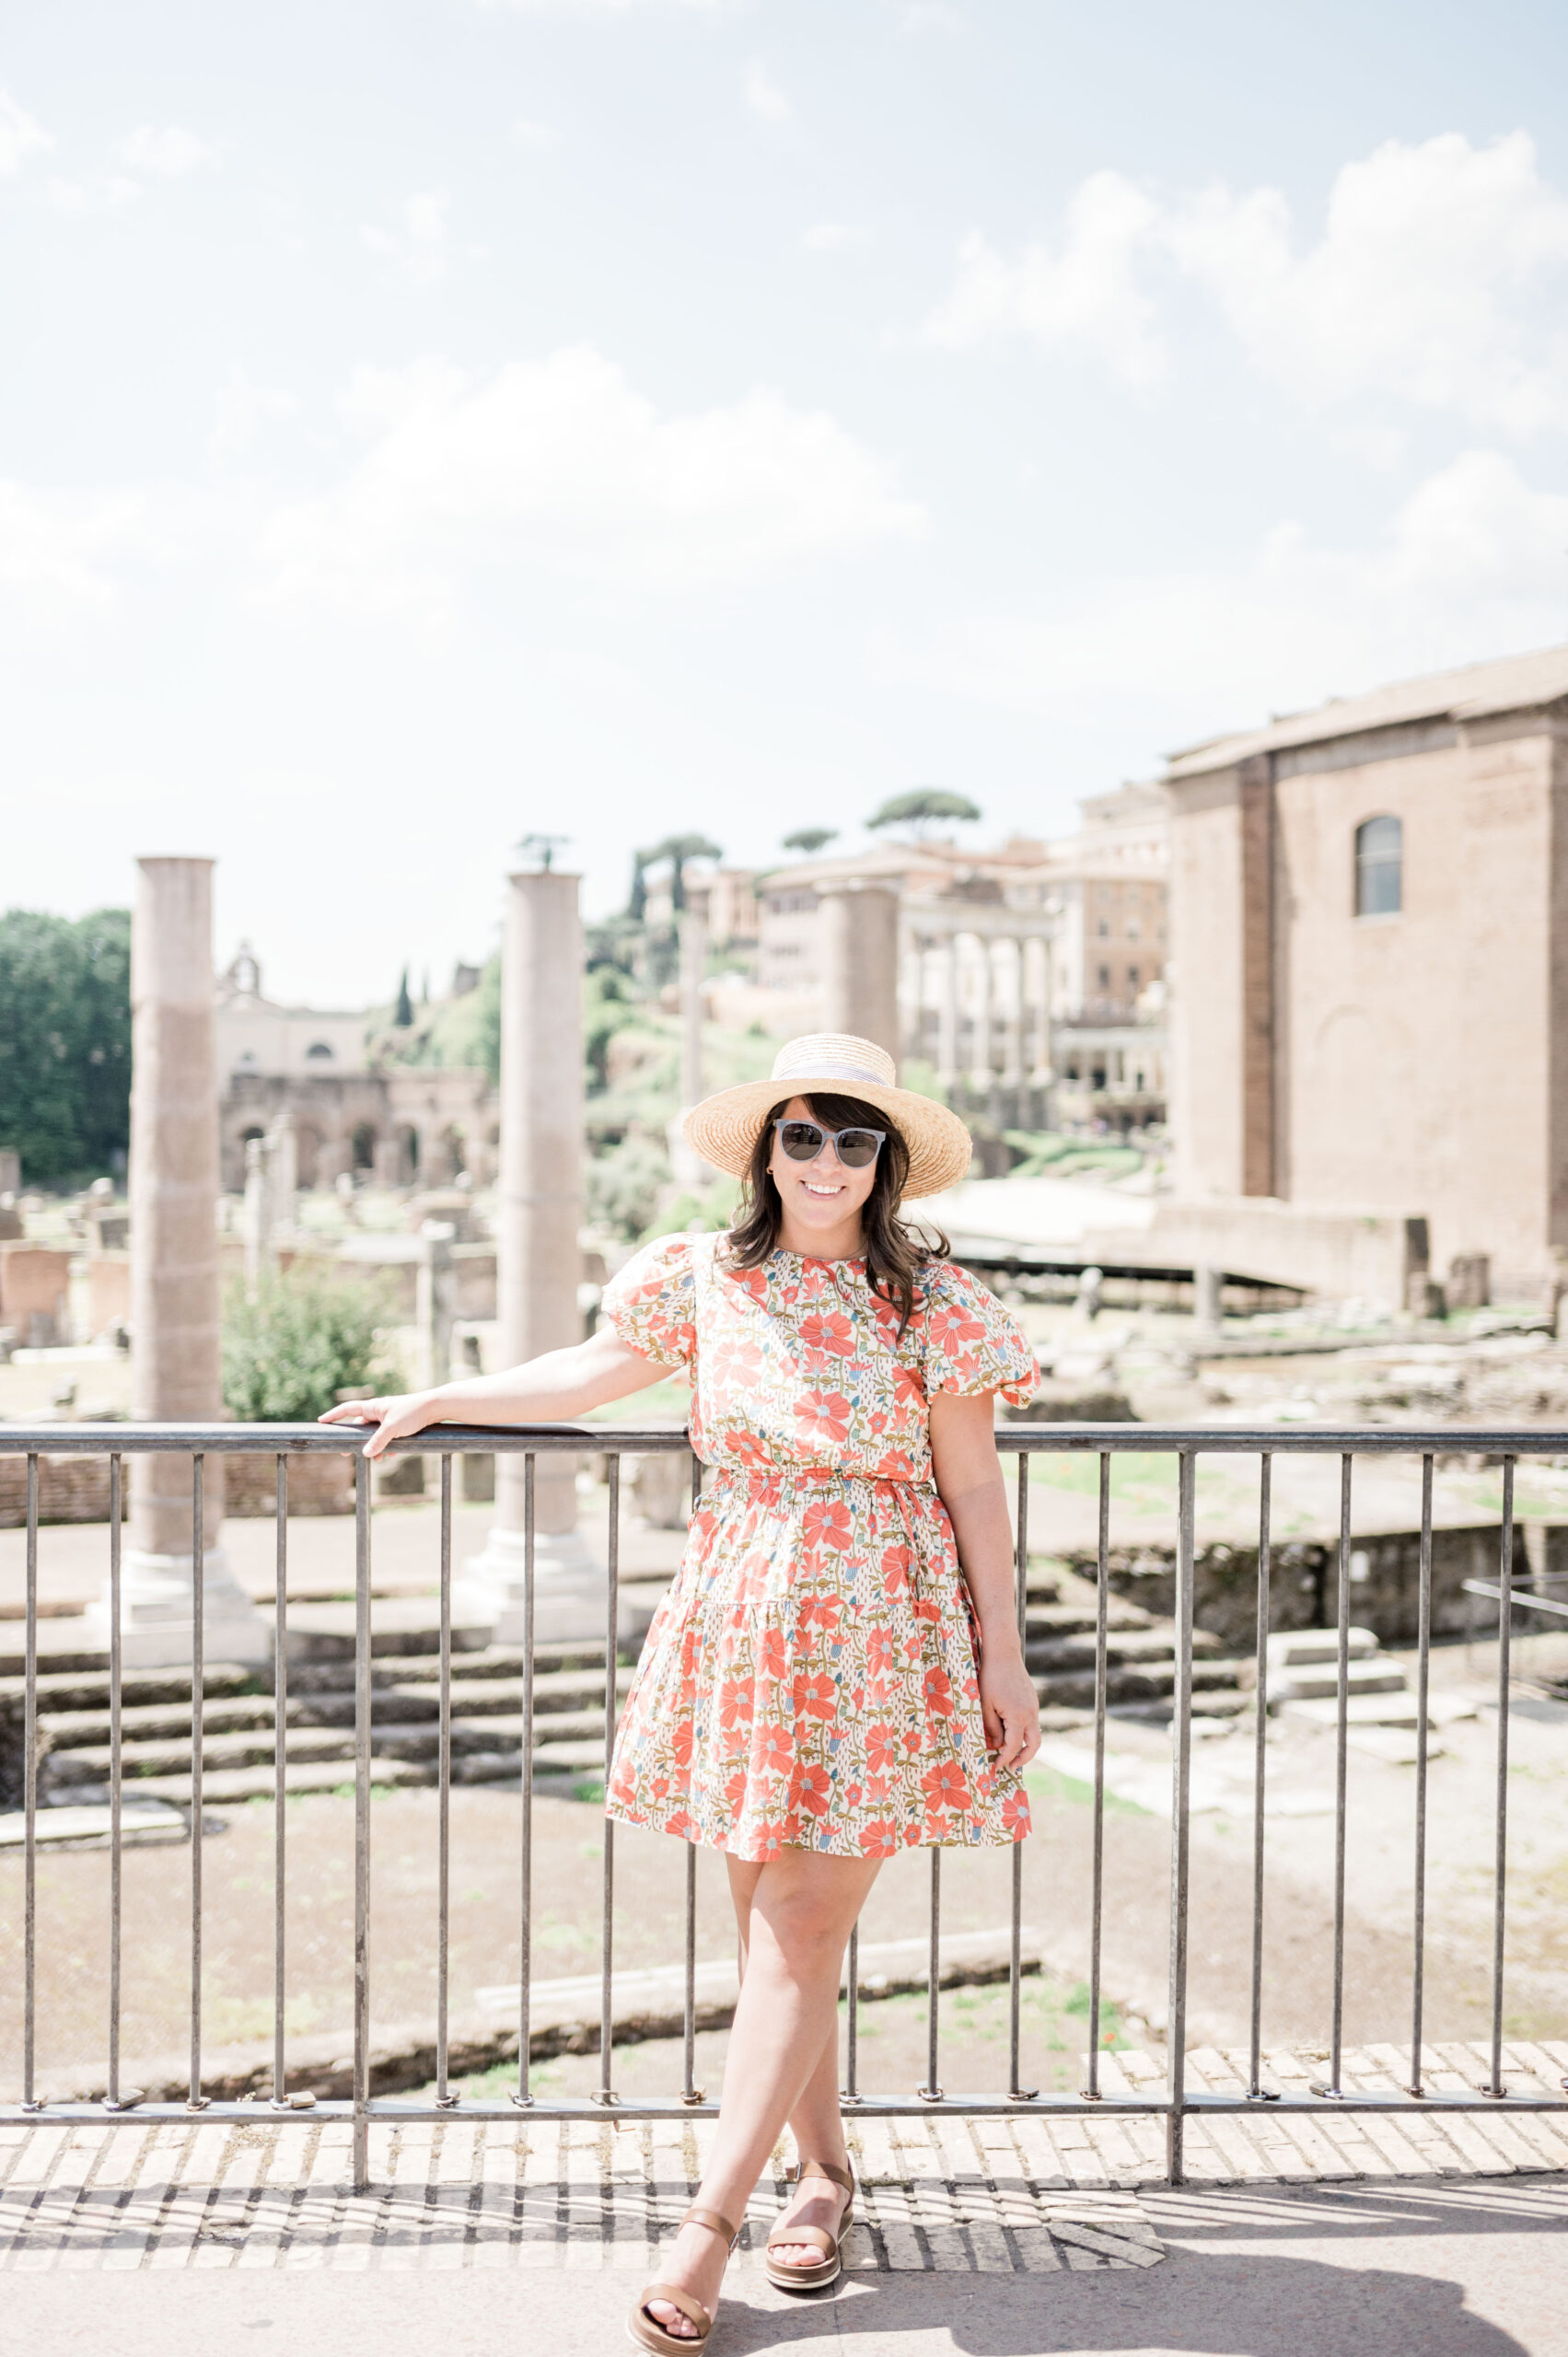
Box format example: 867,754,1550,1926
5,0,1568,1003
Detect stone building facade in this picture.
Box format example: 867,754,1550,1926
215,948,497,1193
1163,642,1568,1296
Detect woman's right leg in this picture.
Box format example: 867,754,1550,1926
640,1849,877,2340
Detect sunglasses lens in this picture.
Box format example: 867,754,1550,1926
836,1130,881,1167
779,1121,824,1161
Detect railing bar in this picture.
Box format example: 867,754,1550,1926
1410,1454,1433,2096
1490,1457,1515,2096
1248,1453,1271,2097
436,1454,452,2105
844,1922,859,2102
23,1454,38,2108
1165,1448,1195,2186
1009,1451,1029,2096
108,1453,122,2107
273,1455,288,2103
1329,1451,1352,2096
517,1455,535,2107
923,1847,942,2099
1085,1451,1110,2099
599,1455,620,2103
190,1454,204,2107
352,1449,371,2189
682,1452,701,2106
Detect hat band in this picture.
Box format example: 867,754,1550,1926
771,1057,889,1091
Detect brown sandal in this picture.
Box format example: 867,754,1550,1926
765,2159,854,2293
628,2204,738,2352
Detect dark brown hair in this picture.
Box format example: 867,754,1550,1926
724,1092,949,1335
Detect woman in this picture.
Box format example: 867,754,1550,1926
321,1033,1042,2350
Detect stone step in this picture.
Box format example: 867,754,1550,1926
33,1668,633,1753
1283,1691,1479,1731
38,1706,618,1792
1269,1660,1409,1703
1022,1599,1155,1639
1266,1626,1381,1669
1025,1629,1223,1675
0,1663,267,1713
1031,1658,1249,1709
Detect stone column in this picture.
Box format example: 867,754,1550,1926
1001,936,1026,1113
459,869,602,1643
87,858,268,1667
242,1133,272,1299
935,935,959,1096
817,879,900,1065
969,934,995,1097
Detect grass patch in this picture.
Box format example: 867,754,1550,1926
1025,1761,1152,1817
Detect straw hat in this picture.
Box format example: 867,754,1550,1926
682,1034,974,1201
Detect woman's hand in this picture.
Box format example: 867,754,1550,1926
978,1640,1042,1772
317,1391,445,1460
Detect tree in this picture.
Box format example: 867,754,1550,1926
627,848,651,923
781,828,838,855
865,789,982,841
393,967,415,1028
222,1264,395,1422
644,833,723,912
0,908,131,1186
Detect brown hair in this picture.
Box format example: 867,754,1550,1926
724,1092,949,1335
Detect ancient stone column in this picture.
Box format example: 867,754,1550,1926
935,935,959,1096
459,869,602,1642
87,857,268,1666
818,879,900,1065
969,934,995,1097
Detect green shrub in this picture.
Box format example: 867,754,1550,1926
222,1265,397,1423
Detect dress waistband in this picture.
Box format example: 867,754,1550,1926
706,1464,935,1497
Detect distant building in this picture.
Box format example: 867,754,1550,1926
1163,642,1568,1295
215,946,496,1192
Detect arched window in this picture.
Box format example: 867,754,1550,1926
1354,816,1402,916
305,1040,335,1061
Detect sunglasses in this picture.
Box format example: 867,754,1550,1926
773,1117,886,1169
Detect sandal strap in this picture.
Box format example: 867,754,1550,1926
788,2160,854,2197
766,2223,839,2260
680,2203,739,2247
639,2283,713,2336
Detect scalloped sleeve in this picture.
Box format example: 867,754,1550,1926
920,1264,1037,1408
598,1233,698,1372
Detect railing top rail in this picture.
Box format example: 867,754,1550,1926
2,1419,1567,1457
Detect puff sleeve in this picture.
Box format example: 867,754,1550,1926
919,1263,1037,1408
598,1233,698,1372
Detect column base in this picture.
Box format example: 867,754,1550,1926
81,1546,273,1668
455,1523,618,1646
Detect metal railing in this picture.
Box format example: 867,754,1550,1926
4,1418,1567,2190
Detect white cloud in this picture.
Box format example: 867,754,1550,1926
478,0,725,12
0,87,52,176
924,134,1568,432
0,482,148,600
922,170,1166,387
804,221,872,252
45,174,141,215
743,62,791,122
895,450,1568,731
208,373,304,462
512,116,562,149
258,346,923,605
111,123,215,177
362,191,451,284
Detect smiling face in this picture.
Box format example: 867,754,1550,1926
765,1094,880,1252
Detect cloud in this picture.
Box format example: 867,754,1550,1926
804,221,872,251
111,123,215,176
512,116,562,149
0,481,149,600
743,61,791,122
922,171,1166,387
362,191,451,284
0,87,52,176
208,373,304,462
45,174,141,214
894,450,1568,732
924,134,1568,432
478,0,725,12
258,346,923,605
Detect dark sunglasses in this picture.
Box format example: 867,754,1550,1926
773,1117,886,1169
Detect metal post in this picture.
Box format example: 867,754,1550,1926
1410,1455,1434,2096
597,1456,620,2104
436,1455,453,2106
1489,1459,1516,2096
1327,1453,1352,2097
352,1450,372,2188
514,1456,535,2108
843,1923,860,2104
1085,1452,1110,2099
189,1456,204,2107
1165,1450,1195,2183
1248,1454,1271,2097
920,1849,942,2101
108,1454,123,2108
1010,1450,1035,2098
22,1455,38,2109
681,1453,703,2107
273,1456,288,2104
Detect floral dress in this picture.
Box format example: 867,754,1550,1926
599,1232,1038,1862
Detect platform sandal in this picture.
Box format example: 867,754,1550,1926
628,2204,738,2353
765,2158,854,2293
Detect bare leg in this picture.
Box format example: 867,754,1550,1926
641,1848,879,2340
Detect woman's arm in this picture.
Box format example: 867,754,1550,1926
317,1325,679,1460
929,1389,1042,1771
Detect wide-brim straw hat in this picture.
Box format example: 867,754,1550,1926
682,1034,974,1201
